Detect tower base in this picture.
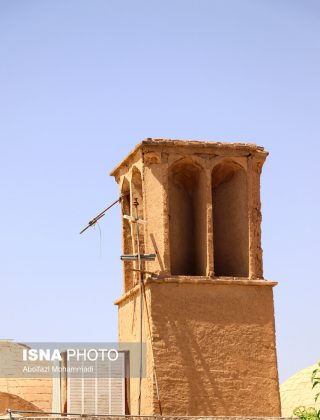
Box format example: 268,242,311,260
116,277,281,416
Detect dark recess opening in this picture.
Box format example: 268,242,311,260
131,167,145,255
121,177,133,291
169,160,206,276
212,160,249,277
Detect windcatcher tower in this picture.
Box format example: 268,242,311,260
111,139,281,416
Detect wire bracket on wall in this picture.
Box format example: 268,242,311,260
123,214,146,225
120,253,156,261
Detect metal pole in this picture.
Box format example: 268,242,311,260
8,409,13,420
133,197,143,416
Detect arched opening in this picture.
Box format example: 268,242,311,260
131,167,145,256
169,159,207,276
121,177,133,291
212,160,249,277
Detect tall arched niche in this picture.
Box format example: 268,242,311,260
212,160,249,277
131,167,145,256
121,177,133,291
168,159,207,276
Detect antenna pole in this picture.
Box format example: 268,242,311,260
134,197,143,416
79,193,128,234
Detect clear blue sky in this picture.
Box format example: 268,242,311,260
0,0,319,383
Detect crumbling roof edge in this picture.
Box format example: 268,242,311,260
109,138,268,177
109,141,144,177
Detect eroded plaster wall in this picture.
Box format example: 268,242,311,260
149,281,281,416
117,289,155,415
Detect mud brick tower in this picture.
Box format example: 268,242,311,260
111,139,281,416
